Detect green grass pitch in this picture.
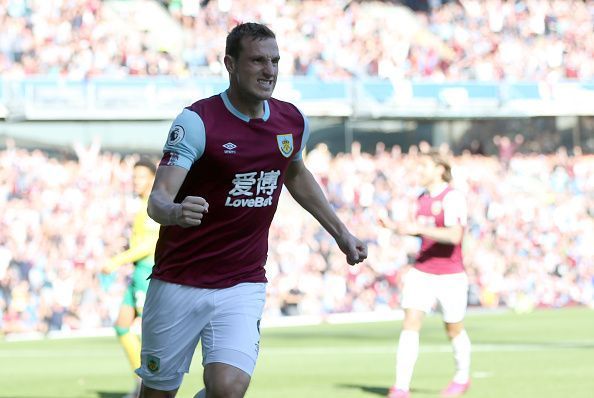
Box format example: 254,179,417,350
1,307,592,397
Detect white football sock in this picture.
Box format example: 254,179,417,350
395,329,420,391
451,330,471,384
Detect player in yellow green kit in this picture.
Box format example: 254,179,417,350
103,158,159,398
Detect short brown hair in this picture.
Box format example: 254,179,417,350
426,151,452,183
225,22,276,59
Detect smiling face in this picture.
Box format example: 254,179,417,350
225,36,279,104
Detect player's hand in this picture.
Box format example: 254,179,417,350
175,196,209,228
397,264,413,285
378,215,417,236
377,215,396,230
101,260,117,274
337,233,368,266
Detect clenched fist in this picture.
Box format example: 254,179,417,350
175,196,209,227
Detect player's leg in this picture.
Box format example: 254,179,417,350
389,268,435,398
189,365,250,398
390,308,424,398
437,273,471,397
199,282,266,398
115,287,142,375
139,384,178,398
203,363,251,398
190,363,250,398
192,390,206,398
115,264,152,397
137,279,211,398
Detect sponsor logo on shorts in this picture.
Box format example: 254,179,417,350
147,355,160,373
255,319,261,354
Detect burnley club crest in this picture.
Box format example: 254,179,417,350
276,134,294,158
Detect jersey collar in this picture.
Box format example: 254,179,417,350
428,182,449,197
221,91,270,122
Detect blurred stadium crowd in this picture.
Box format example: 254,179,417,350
1,0,593,337
1,141,593,335
0,0,593,80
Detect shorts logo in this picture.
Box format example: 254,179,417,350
255,319,261,354
147,355,160,373
168,125,185,146
276,134,293,158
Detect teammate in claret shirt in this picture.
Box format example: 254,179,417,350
135,22,368,398
381,151,472,398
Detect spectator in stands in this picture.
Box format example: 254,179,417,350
2,138,594,337
493,134,524,168
1,0,592,80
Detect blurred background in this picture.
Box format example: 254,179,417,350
0,0,593,340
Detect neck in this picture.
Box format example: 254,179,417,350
427,181,447,195
226,88,264,119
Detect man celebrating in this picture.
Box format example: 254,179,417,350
135,22,367,398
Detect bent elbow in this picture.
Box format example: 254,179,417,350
449,228,464,245
147,196,157,221
451,233,464,246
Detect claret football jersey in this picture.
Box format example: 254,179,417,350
414,184,467,275
152,91,310,288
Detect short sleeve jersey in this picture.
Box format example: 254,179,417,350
414,185,467,274
152,92,310,288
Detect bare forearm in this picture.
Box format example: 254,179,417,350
148,190,180,226
416,225,462,245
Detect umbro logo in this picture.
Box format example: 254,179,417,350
223,142,237,154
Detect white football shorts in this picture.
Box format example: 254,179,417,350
401,267,468,323
135,279,266,391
